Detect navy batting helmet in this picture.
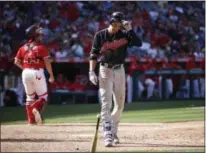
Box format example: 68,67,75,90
25,24,44,39
110,12,125,24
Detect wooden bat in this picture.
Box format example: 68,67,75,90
90,114,101,153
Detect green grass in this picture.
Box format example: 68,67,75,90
0,100,205,125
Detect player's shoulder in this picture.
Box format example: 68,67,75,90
119,29,128,35
18,43,29,52
95,28,107,36
37,44,48,50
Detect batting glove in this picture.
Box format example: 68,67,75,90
89,71,98,85
122,20,132,31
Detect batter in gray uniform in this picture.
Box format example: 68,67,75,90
89,12,142,147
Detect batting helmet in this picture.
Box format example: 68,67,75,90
110,12,125,24
25,24,44,39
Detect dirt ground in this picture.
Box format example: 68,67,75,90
1,121,204,152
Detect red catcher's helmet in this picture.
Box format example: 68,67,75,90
25,24,44,40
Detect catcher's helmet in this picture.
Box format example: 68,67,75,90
25,24,44,39
110,12,125,24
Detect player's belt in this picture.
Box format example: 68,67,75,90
100,63,123,70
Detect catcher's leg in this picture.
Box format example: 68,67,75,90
31,69,48,124
111,67,125,144
22,69,36,125
99,65,113,147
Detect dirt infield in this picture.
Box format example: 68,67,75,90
1,121,204,152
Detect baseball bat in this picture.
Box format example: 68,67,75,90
90,114,101,153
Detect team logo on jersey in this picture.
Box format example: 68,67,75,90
100,38,128,53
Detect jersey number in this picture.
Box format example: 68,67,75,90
24,51,40,64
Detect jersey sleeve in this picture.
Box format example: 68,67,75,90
15,48,23,61
41,46,50,59
126,30,142,47
89,33,101,60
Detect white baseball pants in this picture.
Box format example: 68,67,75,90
22,68,48,105
99,65,125,135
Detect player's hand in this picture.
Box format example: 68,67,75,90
122,20,132,31
49,75,55,83
89,71,98,85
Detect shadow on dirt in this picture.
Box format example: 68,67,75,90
115,142,204,148
1,138,90,143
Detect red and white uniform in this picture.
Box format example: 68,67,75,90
185,58,200,98
199,59,205,98
15,42,49,105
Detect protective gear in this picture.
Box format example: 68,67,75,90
89,71,98,85
25,24,44,40
110,12,125,24
30,98,45,124
122,20,132,31
26,105,36,125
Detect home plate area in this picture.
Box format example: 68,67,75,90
1,121,204,152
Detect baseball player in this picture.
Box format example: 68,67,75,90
89,12,142,147
14,24,55,125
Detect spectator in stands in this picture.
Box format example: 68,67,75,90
0,1,205,61
55,47,69,59
193,49,204,59
70,34,84,58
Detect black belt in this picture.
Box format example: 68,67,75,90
100,63,123,70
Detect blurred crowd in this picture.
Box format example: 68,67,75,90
0,1,205,65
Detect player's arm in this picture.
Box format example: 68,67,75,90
44,57,55,83
14,49,23,70
122,21,142,47
14,58,23,70
127,30,142,47
89,33,100,71
89,33,101,85
41,46,55,83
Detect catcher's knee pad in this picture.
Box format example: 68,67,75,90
38,92,48,102
26,92,36,105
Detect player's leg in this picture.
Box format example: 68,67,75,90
166,78,173,99
22,69,36,125
31,69,48,124
99,65,113,147
137,80,144,99
145,78,155,99
200,77,205,98
192,79,200,98
126,74,133,103
158,76,162,99
185,79,190,98
111,66,126,144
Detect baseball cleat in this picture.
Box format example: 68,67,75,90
113,134,120,144
32,108,43,124
104,140,113,147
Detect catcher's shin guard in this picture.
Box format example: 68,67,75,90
31,98,46,124
26,105,36,124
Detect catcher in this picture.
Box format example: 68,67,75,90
14,24,55,125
